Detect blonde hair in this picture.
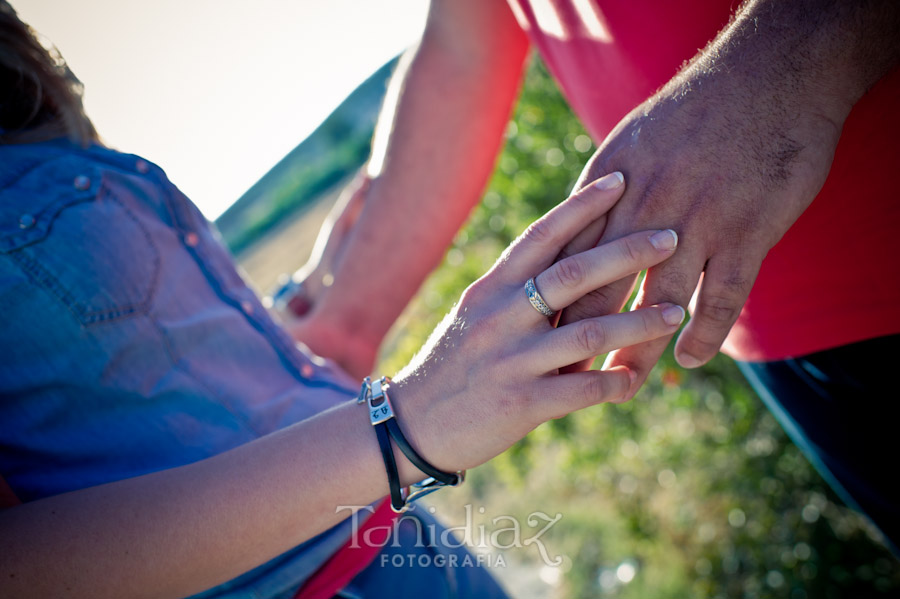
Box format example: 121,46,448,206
0,1,97,145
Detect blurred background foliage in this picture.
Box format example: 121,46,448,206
376,56,899,598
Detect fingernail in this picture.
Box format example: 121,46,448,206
661,303,686,326
649,229,678,251
594,171,624,190
676,351,705,369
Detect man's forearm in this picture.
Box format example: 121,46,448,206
565,0,898,385
303,0,529,357
679,0,900,124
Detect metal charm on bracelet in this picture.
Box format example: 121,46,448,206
525,277,556,317
357,376,464,512
358,376,396,425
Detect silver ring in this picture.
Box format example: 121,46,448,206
525,277,556,317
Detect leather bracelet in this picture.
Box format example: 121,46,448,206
384,418,460,486
358,376,464,512
357,377,405,511
374,415,405,511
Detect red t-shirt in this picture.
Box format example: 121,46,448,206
509,0,900,361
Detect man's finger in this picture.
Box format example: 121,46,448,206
674,254,761,368
603,252,706,400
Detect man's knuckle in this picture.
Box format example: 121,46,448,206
656,268,693,296
682,334,723,359
721,272,753,294
633,176,671,213
696,293,739,325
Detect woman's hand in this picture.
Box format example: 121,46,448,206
388,172,685,477
0,172,680,599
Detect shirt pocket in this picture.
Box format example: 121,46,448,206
0,157,160,325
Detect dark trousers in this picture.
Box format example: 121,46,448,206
738,334,899,553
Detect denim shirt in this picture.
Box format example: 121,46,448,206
0,139,359,598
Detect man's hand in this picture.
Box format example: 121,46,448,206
283,173,369,317
559,0,899,398
282,174,375,377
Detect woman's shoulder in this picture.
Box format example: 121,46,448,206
0,137,161,193
0,138,174,329
0,139,170,253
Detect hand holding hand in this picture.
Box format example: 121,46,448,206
558,39,847,397
388,173,684,475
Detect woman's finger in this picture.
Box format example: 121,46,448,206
528,368,635,421
526,229,678,316
498,172,625,282
520,304,686,373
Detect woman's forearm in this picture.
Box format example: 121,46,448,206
1,173,684,599
0,400,417,599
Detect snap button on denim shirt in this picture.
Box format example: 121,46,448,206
0,139,359,599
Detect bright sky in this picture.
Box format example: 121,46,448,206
13,0,429,219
